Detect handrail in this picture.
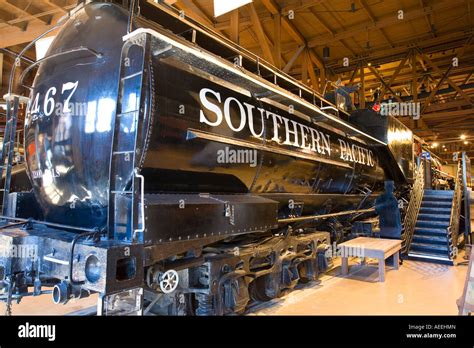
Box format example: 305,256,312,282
19,47,103,85
447,160,463,259
401,161,425,254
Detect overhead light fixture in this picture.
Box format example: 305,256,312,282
464,141,468,145
213,0,252,17
432,142,438,148
323,46,330,59
367,62,372,66
460,134,467,140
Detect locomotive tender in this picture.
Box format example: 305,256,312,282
0,0,414,315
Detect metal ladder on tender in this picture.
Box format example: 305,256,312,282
0,95,25,217
107,32,152,242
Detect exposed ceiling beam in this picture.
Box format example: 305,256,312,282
301,49,308,85
307,53,319,92
0,17,61,48
419,0,436,38
419,50,474,106
424,99,471,112
366,64,403,102
307,1,454,48
344,64,474,91
261,0,325,73
416,108,474,120
229,9,239,43
281,0,324,14
45,0,68,14
357,0,394,48
328,31,471,72
176,0,217,29
453,72,473,99
0,0,50,25
273,12,282,69
215,14,272,30
307,7,356,56
378,51,410,99
247,3,274,65
421,64,453,113
283,45,305,73
0,4,75,31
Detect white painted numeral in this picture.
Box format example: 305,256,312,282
31,92,40,114
29,81,79,119
44,86,57,116
61,81,78,113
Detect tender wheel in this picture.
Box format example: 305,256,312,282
249,276,275,302
159,270,179,294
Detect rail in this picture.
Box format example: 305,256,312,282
0,96,20,215
447,160,463,259
278,207,375,224
401,161,425,254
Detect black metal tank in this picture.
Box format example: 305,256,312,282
24,2,387,229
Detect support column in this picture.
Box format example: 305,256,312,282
273,13,281,69
412,50,418,129
360,64,365,108
230,9,239,44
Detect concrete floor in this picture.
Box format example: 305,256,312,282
250,255,468,315
5,292,98,316
3,255,468,315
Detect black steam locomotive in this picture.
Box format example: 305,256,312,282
0,1,413,315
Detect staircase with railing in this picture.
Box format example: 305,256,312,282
406,160,463,264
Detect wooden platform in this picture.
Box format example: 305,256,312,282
339,237,402,282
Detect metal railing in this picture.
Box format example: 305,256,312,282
447,160,463,259
401,161,425,254
0,96,20,215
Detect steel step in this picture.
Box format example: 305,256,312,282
420,201,452,208
419,207,452,214
407,251,453,265
423,190,454,196
417,213,451,222
422,195,453,202
410,242,449,253
416,220,450,228
414,227,448,236
412,234,449,245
